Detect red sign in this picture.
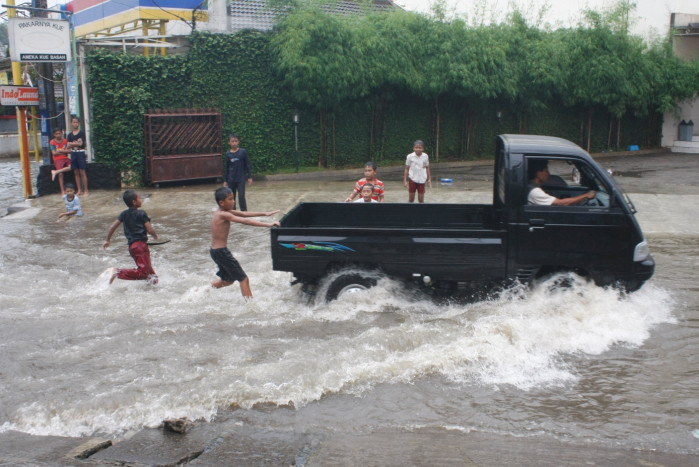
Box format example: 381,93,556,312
0,86,39,106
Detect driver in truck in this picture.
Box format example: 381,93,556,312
527,159,596,206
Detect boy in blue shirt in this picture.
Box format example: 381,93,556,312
56,183,82,221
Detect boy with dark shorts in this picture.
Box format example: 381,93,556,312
210,187,279,298
67,116,88,196
102,190,159,285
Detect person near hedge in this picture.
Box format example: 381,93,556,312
49,128,72,195
222,133,253,211
67,116,88,196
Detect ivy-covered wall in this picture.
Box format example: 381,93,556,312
87,31,661,184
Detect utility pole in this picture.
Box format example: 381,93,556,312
33,0,56,165
7,0,32,198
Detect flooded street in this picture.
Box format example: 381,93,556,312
0,151,698,461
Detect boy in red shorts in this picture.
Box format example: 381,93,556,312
49,128,71,195
102,190,159,285
403,140,432,203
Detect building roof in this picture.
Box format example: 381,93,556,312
229,0,400,33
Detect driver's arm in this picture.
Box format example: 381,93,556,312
552,190,596,206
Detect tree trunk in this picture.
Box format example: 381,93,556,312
616,117,621,148
586,111,592,152
369,105,375,158
332,114,336,167
318,109,327,168
434,99,440,162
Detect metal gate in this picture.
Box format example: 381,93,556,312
144,108,222,185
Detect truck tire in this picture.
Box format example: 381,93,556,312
325,273,377,302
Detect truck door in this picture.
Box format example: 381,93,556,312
515,157,634,284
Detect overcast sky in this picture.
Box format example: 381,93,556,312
396,0,698,39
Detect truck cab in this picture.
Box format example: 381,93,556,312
497,134,654,291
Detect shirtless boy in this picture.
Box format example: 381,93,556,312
210,187,280,298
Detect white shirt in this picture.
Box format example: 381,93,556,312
528,186,556,205
405,152,429,184
353,198,378,203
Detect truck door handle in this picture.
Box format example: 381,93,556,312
529,219,545,232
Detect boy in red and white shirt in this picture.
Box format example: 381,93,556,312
345,161,385,203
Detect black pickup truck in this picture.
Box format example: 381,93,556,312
271,134,655,301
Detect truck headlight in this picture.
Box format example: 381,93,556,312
633,240,649,262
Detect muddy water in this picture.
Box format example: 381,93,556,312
0,153,697,455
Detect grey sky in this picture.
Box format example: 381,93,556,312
397,0,698,39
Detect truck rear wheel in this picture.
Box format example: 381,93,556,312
325,273,377,302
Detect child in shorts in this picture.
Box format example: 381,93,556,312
403,140,432,203
67,116,88,196
102,190,159,285
210,187,280,298
57,183,82,221
49,128,72,195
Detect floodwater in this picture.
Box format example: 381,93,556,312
0,153,697,456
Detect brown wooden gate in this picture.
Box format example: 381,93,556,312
144,108,222,185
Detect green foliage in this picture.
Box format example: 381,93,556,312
188,31,293,173
85,3,696,181
87,50,190,184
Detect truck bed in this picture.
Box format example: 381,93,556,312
272,203,507,283
279,202,498,229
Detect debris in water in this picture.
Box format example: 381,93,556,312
163,418,190,434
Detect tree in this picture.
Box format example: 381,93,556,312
270,5,369,167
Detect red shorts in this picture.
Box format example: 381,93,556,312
53,157,70,170
408,180,426,194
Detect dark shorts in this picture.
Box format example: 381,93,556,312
54,157,70,170
71,151,87,170
210,247,247,283
408,179,426,194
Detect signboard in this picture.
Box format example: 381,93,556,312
8,18,72,62
0,86,40,106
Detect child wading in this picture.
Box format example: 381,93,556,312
56,183,82,222
103,190,159,285
403,140,432,203
210,187,279,298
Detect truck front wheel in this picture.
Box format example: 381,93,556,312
325,273,377,302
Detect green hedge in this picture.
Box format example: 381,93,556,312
87,31,661,184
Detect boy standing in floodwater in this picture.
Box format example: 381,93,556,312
103,190,158,285
210,187,279,298
223,134,253,211
403,140,432,203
